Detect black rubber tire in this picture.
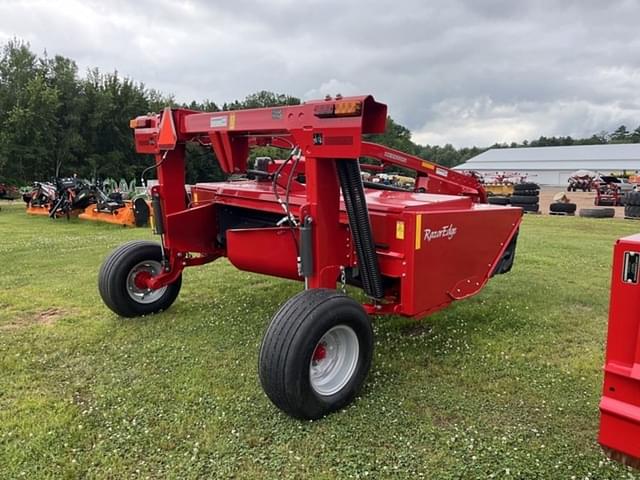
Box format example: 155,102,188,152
514,182,540,192
579,208,615,218
98,241,182,317
488,196,510,205
625,205,640,218
492,230,519,276
625,191,640,206
259,289,373,420
511,203,539,212
133,198,150,227
510,195,539,205
550,202,577,214
514,189,539,196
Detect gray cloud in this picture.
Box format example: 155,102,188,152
1,0,639,146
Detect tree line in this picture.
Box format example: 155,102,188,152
1,39,639,185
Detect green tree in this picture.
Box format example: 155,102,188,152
366,117,419,155
218,91,302,169
0,57,59,181
5,37,640,186
610,125,630,143
224,90,300,111
78,69,150,180
42,54,84,176
0,38,40,181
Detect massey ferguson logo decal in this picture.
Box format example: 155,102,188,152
424,224,457,242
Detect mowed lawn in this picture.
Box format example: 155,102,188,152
1,200,639,479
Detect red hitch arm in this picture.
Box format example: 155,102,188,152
360,142,487,203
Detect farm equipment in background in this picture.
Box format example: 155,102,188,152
628,174,640,188
24,181,58,216
24,177,96,218
98,95,522,419
0,183,19,200
82,177,151,226
479,178,541,213
599,234,640,470
360,171,416,190
48,177,97,219
567,170,595,192
478,172,530,197
100,177,137,196
23,176,150,227
78,189,150,227
355,143,487,202
484,183,514,197
594,176,634,207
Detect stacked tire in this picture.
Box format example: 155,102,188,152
549,202,577,215
488,196,510,205
510,182,540,213
624,191,640,219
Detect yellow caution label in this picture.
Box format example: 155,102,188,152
415,214,422,250
396,220,405,240
229,113,236,130
421,161,435,170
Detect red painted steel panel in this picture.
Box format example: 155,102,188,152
226,227,300,280
400,206,521,317
599,234,640,465
164,202,218,254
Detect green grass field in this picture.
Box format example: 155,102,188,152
1,200,639,479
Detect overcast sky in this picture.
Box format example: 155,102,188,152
1,0,639,147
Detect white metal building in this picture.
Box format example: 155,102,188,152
453,144,640,186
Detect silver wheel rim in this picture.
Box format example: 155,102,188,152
309,325,359,396
126,260,167,304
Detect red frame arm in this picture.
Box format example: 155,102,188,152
360,142,487,203
131,96,389,292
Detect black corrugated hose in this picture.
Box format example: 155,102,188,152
336,159,384,299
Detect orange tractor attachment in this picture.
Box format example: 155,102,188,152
23,178,150,227
24,180,86,218
26,204,58,216
79,198,151,228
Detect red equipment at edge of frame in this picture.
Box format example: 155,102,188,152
599,235,640,468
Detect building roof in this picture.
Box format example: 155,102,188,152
453,144,640,171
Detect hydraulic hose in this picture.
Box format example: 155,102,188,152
336,159,384,299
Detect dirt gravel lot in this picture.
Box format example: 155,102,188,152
539,187,628,218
